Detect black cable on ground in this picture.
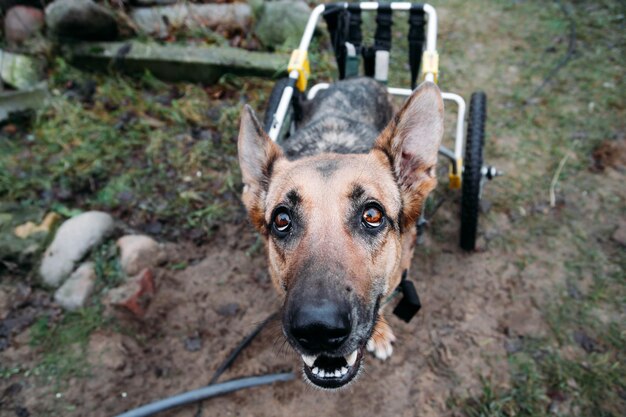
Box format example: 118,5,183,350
194,311,279,417
208,312,279,385
525,0,576,103
114,373,295,417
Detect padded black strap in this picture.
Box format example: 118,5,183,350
374,5,393,52
362,46,376,77
347,8,363,51
323,5,350,79
408,8,426,89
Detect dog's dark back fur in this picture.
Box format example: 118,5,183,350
282,77,395,158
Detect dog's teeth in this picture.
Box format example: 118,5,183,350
312,367,319,376
318,369,325,378
334,370,341,378
345,350,358,367
341,367,348,375
302,354,317,368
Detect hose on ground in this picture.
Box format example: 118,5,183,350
114,373,295,417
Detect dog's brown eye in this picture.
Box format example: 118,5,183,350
362,207,383,228
274,212,291,231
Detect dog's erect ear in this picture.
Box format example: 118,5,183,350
373,82,444,228
238,105,283,228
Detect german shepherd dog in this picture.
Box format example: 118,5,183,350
238,77,443,389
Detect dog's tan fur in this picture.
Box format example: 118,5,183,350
239,81,443,364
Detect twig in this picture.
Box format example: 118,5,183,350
549,154,569,207
525,0,577,103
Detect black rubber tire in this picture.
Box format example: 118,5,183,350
460,92,487,251
263,78,296,140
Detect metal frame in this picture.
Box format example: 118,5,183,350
267,2,465,173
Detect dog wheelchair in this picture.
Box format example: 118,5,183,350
263,2,501,251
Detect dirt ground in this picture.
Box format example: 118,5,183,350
1,0,624,416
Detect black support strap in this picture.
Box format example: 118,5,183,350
322,5,350,79
374,5,393,52
408,8,426,89
322,5,365,80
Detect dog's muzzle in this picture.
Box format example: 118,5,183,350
285,297,368,389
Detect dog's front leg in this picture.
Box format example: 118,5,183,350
367,315,396,360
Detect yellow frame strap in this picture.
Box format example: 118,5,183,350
288,49,311,92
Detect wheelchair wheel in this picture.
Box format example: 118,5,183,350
263,78,300,141
460,92,486,251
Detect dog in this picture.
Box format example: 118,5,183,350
238,77,443,389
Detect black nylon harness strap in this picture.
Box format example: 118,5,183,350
323,5,350,79
374,5,393,52
408,8,426,89
323,5,364,80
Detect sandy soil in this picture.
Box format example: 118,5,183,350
0,198,569,417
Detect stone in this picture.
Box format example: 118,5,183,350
0,287,10,321
54,262,96,311
45,0,119,41
0,82,48,122
40,211,114,287
4,6,45,45
106,268,155,318
254,0,310,50
116,234,165,276
134,0,177,5
65,41,288,84
216,302,240,317
0,50,45,90
611,221,626,247
131,3,251,38
183,333,202,352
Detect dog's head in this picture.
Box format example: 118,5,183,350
238,82,443,389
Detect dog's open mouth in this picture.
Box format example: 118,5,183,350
300,348,364,389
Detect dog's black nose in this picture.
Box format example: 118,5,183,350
290,300,351,352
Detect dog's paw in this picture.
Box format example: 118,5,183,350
366,318,396,361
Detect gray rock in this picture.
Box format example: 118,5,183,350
4,6,45,45
254,0,310,50
0,50,45,90
216,302,240,317
117,234,165,276
45,0,118,41
54,262,96,311
40,211,114,287
134,0,178,5
0,82,48,122
131,3,251,38
183,333,202,352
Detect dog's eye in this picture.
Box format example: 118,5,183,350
273,211,292,232
362,206,383,228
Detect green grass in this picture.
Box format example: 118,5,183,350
436,0,625,415
0,58,280,239
28,306,106,380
